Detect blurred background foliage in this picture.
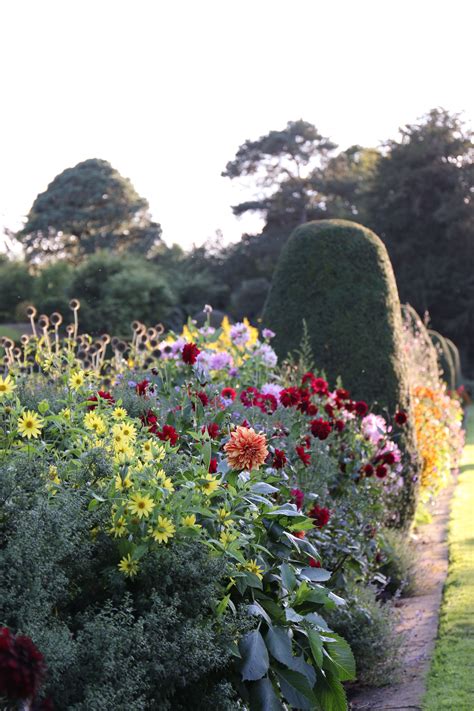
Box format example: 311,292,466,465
1,107,473,372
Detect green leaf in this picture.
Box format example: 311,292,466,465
201,439,212,471
265,626,294,668
274,667,317,709
239,630,270,681
251,482,280,495
248,677,284,711
280,563,297,592
314,668,348,711
324,633,356,681
307,629,324,667
216,594,230,618
248,601,272,625
299,567,331,582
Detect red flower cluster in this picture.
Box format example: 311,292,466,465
354,401,369,417
202,423,220,439
208,457,218,473
395,410,408,426
240,387,278,414
136,379,150,396
157,425,179,446
290,487,304,510
310,418,332,440
142,409,159,434
195,391,209,407
308,504,331,528
221,387,237,401
87,390,115,410
0,627,45,701
182,343,200,365
295,444,311,466
272,448,287,469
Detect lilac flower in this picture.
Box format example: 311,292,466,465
200,326,216,336
230,322,250,347
209,352,233,370
128,380,137,388
203,304,213,314
229,367,239,377
362,414,387,443
254,343,278,367
262,328,275,340
261,383,283,399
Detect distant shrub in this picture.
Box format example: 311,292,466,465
0,261,34,321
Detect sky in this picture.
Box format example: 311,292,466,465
0,0,472,251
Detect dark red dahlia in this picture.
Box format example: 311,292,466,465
313,377,329,395
375,464,388,479
308,504,331,528
335,419,345,432
0,627,45,701
157,425,179,446
240,387,260,407
272,448,287,469
324,403,334,418
221,387,237,401
196,391,209,407
336,388,350,400
279,387,301,408
182,342,200,365
363,463,374,477
258,393,278,414
309,557,322,568
208,457,218,473
202,423,220,439
136,379,150,396
87,390,115,410
383,451,396,465
310,418,332,440
290,487,304,510
142,409,158,434
296,445,311,467
354,401,369,417
395,410,408,426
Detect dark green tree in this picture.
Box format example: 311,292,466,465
18,159,162,263
0,261,34,321
368,108,474,370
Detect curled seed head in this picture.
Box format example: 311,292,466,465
13,347,22,358
69,299,80,311
149,338,158,348
111,337,119,349
21,335,30,345
50,312,63,327
38,315,49,329
147,328,157,339
116,341,127,354
137,342,147,352
77,350,88,361
2,338,14,349
144,356,154,367
155,324,165,336
26,305,37,319
131,321,141,332
100,334,111,345
66,324,75,336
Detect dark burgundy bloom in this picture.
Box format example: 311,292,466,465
395,410,408,426
208,458,218,473
383,451,396,465
221,387,237,401
273,448,287,469
309,557,322,568
157,425,179,446
258,393,278,414
87,390,115,410
202,423,220,439
182,342,200,365
240,387,260,407
142,409,158,434
310,418,332,440
335,419,345,432
301,372,316,387
313,377,329,394
336,388,350,400
290,487,304,510
196,391,209,407
355,401,369,417
136,379,150,396
363,463,374,477
0,627,45,701
279,387,301,408
324,403,334,418
308,504,331,528
345,400,355,413
375,464,388,479
296,445,311,466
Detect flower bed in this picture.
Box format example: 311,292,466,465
0,307,419,710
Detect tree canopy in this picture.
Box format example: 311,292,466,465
18,159,162,263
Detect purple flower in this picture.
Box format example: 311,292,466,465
262,328,275,340
229,367,239,377
230,322,250,347
254,343,277,367
261,382,283,399
209,352,233,370
128,380,137,388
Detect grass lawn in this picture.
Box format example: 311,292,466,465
423,406,474,710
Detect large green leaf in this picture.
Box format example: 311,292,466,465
323,633,356,681
274,667,317,709
248,677,284,711
265,626,294,668
239,630,270,681
307,628,324,667
314,669,348,711
299,566,332,582
280,562,297,592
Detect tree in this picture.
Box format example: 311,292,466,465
18,159,162,263
0,261,34,321
368,108,474,370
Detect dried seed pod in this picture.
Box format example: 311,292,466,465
66,325,75,337
69,299,80,311
155,324,165,336
147,328,157,339
111,337,120,349
100,334,111,345
116,341,127,354
26,305,37,319
21,335,30,345
50,312,63,327
38,315,49,329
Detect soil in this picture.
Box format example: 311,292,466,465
348,480,455,711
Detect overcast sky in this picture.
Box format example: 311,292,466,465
0,0,472,251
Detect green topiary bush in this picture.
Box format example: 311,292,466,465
263,219,419,524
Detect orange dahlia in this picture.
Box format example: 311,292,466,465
224,426,268,471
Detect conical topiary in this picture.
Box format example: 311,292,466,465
263,219,419,525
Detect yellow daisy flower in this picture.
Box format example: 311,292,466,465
113,422,137,442
156,470,174,492
242,559,264,580
118,554,139,577
114,472,133,491
17,410,43,439
181,514,201,529
109,516,127,537
217,508,233,526
148,515,176,544
112,407,127,420
0,374,16,398
128,491,155,519
219,530,238,547
202,473,220,496
48,465,61,485
68,371,85,390
59,407,72,421
84,412,106,435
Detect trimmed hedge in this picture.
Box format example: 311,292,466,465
263,219,419,524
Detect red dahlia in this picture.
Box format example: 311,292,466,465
395,410,408,426
355,401,369,417
157,425,179,446
182,343,200,365
135,379,150,396
272,448,287,469
208,457,218,473
290,487,304,510
296,445,311,466
0,627,45,701
310,418,332,440
308,504,331,528
221,387,237,401
202,423,220,439
279,387,301,408
375,464,388,479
